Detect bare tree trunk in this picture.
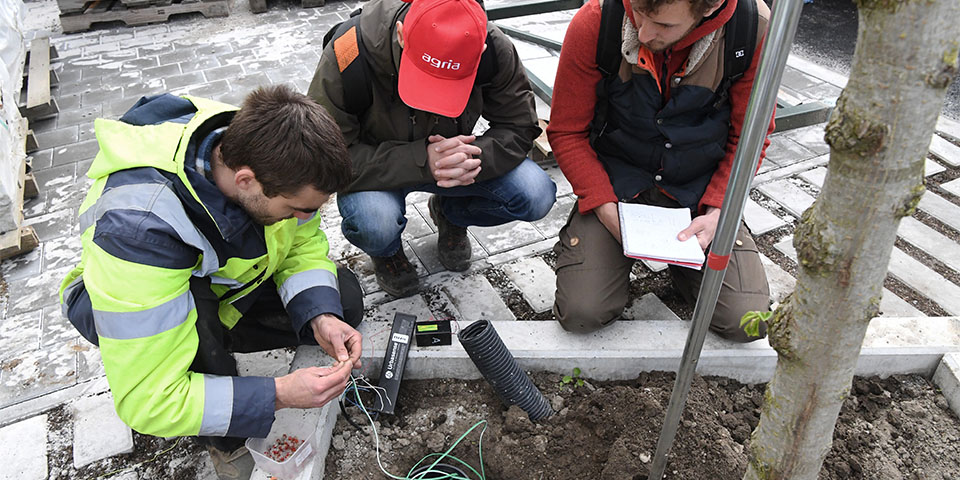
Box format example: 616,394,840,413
743,1,960,479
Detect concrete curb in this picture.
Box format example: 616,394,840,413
256,317,960,480
933,352,960,416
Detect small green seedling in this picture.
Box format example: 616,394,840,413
739,310,773,337
561,367,584,388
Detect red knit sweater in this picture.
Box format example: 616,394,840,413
547,0,775,215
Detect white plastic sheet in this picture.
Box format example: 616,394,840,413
0,0,26,232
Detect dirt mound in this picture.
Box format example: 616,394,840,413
326,372,960,479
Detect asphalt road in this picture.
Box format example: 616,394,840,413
787,0,960,120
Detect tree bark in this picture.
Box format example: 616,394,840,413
743,1,959,479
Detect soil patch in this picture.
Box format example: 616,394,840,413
44,403,209,479
326,372,960,480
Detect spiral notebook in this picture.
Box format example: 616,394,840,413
618,203,705,270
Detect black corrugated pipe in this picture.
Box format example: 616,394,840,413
458,320,553,421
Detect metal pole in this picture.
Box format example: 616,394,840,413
647,1,805,479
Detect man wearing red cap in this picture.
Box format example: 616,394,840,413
309,0,556,297
547,0,774,341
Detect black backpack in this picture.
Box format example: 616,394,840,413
595,0,758,107
321,4,499,117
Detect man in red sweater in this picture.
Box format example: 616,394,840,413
547,0,774,342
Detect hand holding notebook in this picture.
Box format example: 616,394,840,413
618,203,705,270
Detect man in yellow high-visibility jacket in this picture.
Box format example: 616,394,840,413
59,85,363,478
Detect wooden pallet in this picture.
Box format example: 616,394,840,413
18,37,58,122
60,0,229,33
0,119,40,261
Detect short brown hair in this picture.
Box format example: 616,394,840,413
220,85,352,197
631,0,722,18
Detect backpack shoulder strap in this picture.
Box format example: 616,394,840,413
713,0,759,107
323,9,372,116
595,0,625,78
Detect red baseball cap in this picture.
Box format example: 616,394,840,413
398,0,488,118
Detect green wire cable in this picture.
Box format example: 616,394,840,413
345,376,487,480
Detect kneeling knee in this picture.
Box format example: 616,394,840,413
555,301,618,334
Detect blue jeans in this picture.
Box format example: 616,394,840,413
338,158,557,257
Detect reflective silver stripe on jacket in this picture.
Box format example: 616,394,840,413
93,290,195,340
79,183,221,275
198,375,233,436
278,269,339,305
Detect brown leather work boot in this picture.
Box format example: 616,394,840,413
428,195,471,272
371,249,419,297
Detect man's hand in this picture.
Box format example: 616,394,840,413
427,134,482,188
594,202,622,244
274,361,352,410
310,314,362,369
677,206,721,250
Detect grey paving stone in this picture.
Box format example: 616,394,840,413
264,64,315,85
917,191,960,232
134,41,172,57
53,139,99,166
441,274,515,322
756,179,816,218
235,349,294,377
366,294,435,324
940,178,960,198
503,257,556,313
925,157,946,177
408,233,486,275
202,64,244,82
532,195,574,239
0,242,42,282
400,210,437,240
54,65,82,85
59,35,99,51
543,165,573,197
3,266,73,317
640,259,669,272
752,154,829,186
78,121,96,142
32,162,76,195
759,253,794,304
71,393,134,468
141,63,182,80
763,135,817,167
35,125,79,150
936,115,960,143
324,222,365,262
99,32,135,43
76,341,104,382
782,124,829,155
58,76,102,97
80,86,123,107
0,310,41,362
178,80,231,100
484,238,556,267
40,305,79,348
180,57,221,73
742,198,786,235
622,292,680,321
897,217,960,274
28,148,54,171
164,71,206,90
158,48,201,67
23,209,77,242
121,78,166,100
469,220,545,255
929,134,960,167
798,166,826,188
56,104,101,128
797,81,842,101
0,340,77,407
773,236,923,318
0,415,48,480
228,71,272,92
888,248,960,315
